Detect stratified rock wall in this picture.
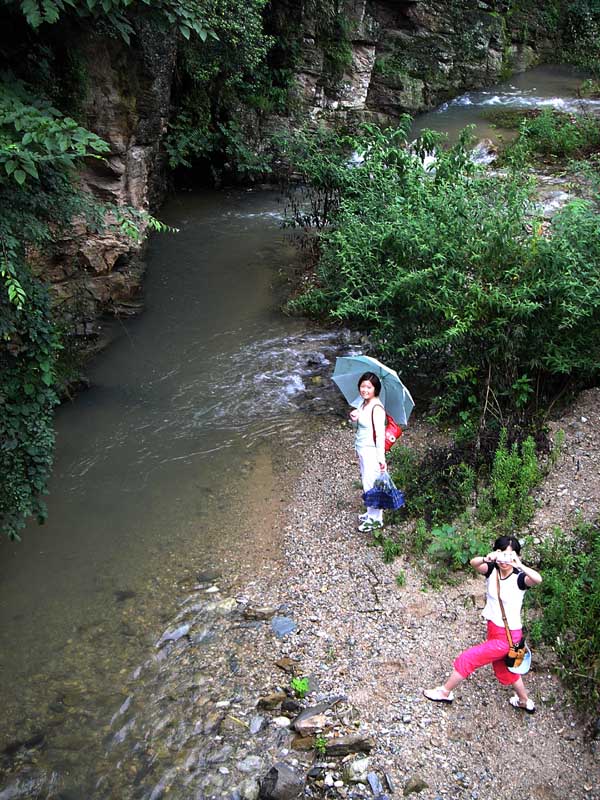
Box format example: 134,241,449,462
291,0,555,122
47,1,557,322
48,22,177,320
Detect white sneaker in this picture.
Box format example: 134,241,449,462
358,512,368,522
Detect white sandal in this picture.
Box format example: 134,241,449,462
423,686,454,703
509,694,535,714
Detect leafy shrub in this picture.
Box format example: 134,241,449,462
164,0,275,179
426,523,490,575
477,431,540,533
283,123,600,424
514,109,600,159
529,519,600,709
390,443,477,527
291,676,310,698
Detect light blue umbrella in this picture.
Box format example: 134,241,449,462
332,355,415,425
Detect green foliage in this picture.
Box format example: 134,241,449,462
164,0,274,178
530,519,600,708
477,431,540,533
0,74,171,539
561,0,600,75
8,0,218,43
395,570,406,587
508,109,600,160
314,734,327,756
0,77,107,539
291,676,310,699
389,443,476,527
0,275,58,541
310,0,353,89
426,522,490,575
283,122,600,424
0,77,110,195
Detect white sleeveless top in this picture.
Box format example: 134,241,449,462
482,564,528,630
355,401,385,462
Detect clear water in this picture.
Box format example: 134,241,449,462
411,63,596,144
0,190,346,793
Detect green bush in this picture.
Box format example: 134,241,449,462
284,123,600,424
529,519,600,709
513,109,600,159
164,0,276,179
477,431,540,533
390,444,476,527
426,522,490,575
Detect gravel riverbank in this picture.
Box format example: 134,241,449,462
59,390,599,800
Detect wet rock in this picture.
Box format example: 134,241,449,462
249,715,266,734
190,628,215,646
367,772,383,797
275,657,297,674
257,691,286,710
156,624,190,648
238,777,260,800
114,589,136,603
215,598,238,614
203,711,224,734
290,734,315,751
292,712,328,736
2,732,45,756
344,757,370,783
324,734,375,757
238,755,263,773
244,605,279,621
207,744,233,763
403,775,429,795
281,697,302,714
291,701,331,733
271,616,297,638
259,763,305,800
196,569,222,583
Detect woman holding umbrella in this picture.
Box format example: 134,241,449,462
349,372,387,531
333,355,414,532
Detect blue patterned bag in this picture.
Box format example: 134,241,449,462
363,472,405,510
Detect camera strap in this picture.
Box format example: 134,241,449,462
496,569,516,649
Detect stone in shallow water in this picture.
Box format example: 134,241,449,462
237,755,263,773
403,775,429,796
156,624,190,648
271,616,297,638
249,715,265,734
259,762,305,800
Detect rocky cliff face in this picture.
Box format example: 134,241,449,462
49,1,557,324
47,22,176,322
290,0,556,122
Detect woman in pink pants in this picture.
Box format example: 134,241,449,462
423,536,542,713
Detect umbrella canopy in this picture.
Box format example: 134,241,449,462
332,355,415,425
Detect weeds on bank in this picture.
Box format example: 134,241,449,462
529,518,600,709
314,734,327,757
369,429,546,585
504,108,600,162
291,676,310,699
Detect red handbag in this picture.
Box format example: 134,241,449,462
371,407,403,452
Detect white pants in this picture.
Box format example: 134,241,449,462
357,447,383,524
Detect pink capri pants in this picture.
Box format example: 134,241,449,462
454,620,522,686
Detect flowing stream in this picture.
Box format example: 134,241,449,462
0,190,349,797
411,63,598,144
0,64,592,799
